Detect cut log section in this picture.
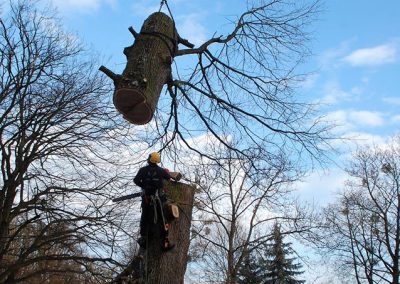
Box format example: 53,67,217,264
99,12,178,125
169,171,182,181
113,88,151,125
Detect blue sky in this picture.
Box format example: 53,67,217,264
47,0,400,204
37,1,399,281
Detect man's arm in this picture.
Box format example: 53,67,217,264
161,167,172,180
162,168,183,181
134,168,145,188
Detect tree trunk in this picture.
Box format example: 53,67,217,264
114,181,195,284
100,12,177,125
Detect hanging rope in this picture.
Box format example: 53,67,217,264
158,0,165,12
158,0,175,22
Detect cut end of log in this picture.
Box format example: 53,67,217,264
113,88,154,125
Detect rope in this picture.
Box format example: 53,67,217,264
150,191,168,229
157,194,168,229
158,0,165,12
158,0,175,22
151,195,158,224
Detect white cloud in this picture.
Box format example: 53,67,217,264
176,13,208,47
300,73,319,89
131,1,160,18
349,110,385,127
50,0,116,12
323,110,353,132
319,81,350,105
324,110,385,132
343,43,398,67
343,131,387,147
383,96,400,106
392,115,400,123
318,40,353,70
318,80,363,105
296,167,346,204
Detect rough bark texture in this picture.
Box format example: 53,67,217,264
114,181,195,284
101,12,177,125
144,181,195,284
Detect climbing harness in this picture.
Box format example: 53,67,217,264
149,191,171,244
136,190,172,283
149,192,167,226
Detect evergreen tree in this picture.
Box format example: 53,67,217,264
261,223,305,284
237,248,263,284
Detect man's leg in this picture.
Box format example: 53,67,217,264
138,199,151,247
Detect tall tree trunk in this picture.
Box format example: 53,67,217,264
114,181,195,284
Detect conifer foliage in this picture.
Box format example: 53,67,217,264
237,223,305,284
262,223,305,284
237,248,263,284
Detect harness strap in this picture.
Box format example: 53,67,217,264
147,192,169,237
157,194,168,229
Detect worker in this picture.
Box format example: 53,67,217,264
134,152,175,251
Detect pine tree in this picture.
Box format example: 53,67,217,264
237,248,263,284
261,223,305,284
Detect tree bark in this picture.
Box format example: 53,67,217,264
114,181,195,284
100,12,177,125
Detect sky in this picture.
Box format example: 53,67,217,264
38,0,400,204
29,0,400,278
36,0,399,281
44,0,400,205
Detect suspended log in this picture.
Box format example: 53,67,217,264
100,12,176,124
99,12,194,125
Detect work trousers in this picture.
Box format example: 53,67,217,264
140,193,168,240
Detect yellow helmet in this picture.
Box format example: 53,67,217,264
148,152,161,164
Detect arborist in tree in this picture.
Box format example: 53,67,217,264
134,152,175,252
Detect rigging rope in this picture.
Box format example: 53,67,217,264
158,0,175,22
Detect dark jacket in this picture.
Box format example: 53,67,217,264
134,164,171,195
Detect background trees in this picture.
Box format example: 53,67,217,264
0,1,137,282
236,223,305,284
186,144,310,284
312,136,400,284
1,0,333,282
237,247,263,284
261,223,305,284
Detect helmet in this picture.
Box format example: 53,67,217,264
148,152,161,164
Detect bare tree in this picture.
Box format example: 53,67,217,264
100,0,332,170
311,136,400,284
187,143,312,284
96,0,333,282
0,1,140,282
